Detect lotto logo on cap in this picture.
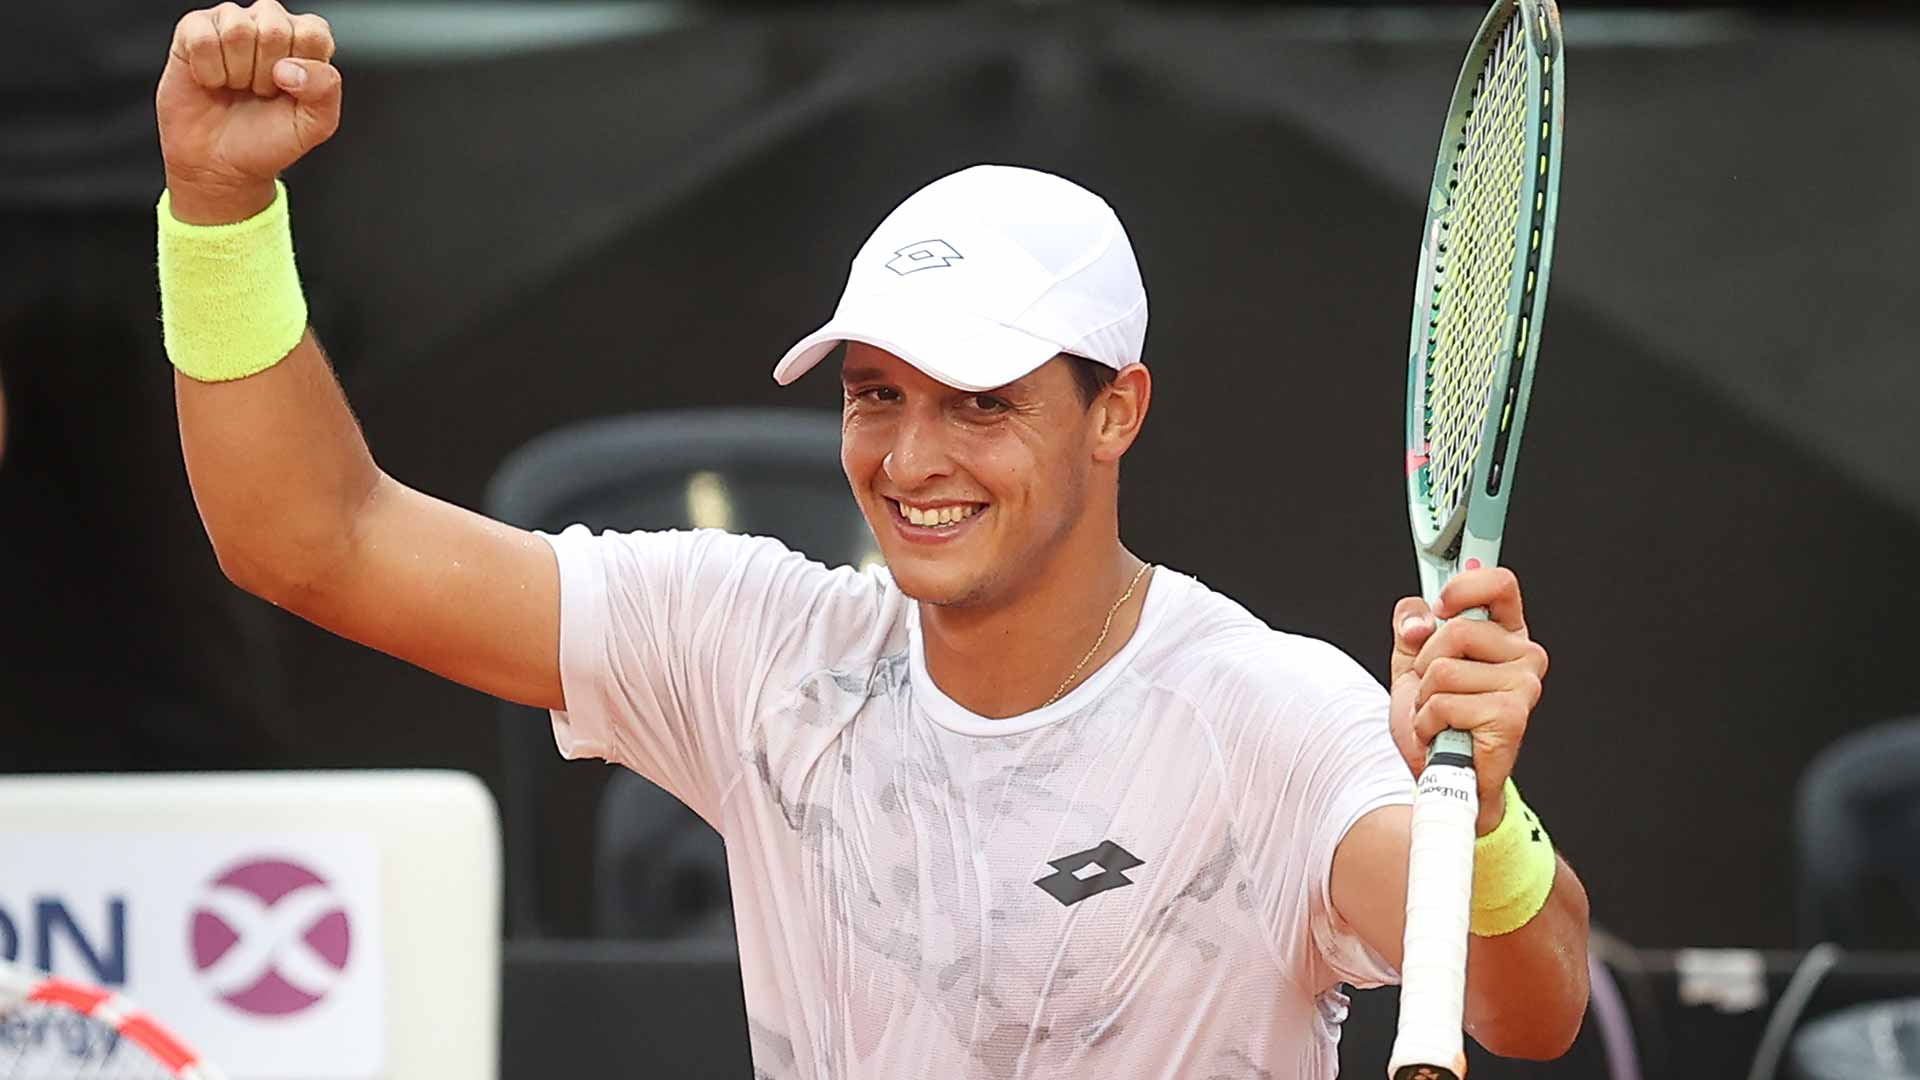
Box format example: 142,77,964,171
189,857,353,1017
886,240,965,275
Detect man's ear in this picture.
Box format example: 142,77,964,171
1092,363,1151,464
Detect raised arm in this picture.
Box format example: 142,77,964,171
159,1,563,710
1333,567,1590,1059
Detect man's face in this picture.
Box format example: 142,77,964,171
839,343,1098,608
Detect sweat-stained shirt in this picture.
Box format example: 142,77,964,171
541,526,1413,1079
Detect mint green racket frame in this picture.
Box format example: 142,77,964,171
1393,14,1566,1078
1405,0,1565,617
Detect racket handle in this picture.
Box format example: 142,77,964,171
1387,728,1479,1080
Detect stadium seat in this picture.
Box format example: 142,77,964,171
594,765,736,941
1793,717,1920,949
483,407,875,939
1787,999,1920,1080
1779,718,1920,1080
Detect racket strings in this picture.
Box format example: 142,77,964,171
1422,6,1533,530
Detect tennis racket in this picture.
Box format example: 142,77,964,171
1389,1,1565,1078
0,962,225,1079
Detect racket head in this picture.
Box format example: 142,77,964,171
1404,0,1565,605
0,963,224,1079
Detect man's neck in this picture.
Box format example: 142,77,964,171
918,544,1151,720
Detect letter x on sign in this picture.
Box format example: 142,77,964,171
1034,841,1143,907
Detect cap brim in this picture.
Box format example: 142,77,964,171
772,302,1062,393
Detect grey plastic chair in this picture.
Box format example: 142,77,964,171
1794,717,1920,949
484,408,874,939
1767,718,1920,1080
1787,999,1920,1080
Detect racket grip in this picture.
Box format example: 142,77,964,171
1387,728,1479,1080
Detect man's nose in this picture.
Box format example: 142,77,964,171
882,407,953,490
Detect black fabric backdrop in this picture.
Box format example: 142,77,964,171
4,4,1917,952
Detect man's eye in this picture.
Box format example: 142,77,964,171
969,394,1010,413
849,387,898,403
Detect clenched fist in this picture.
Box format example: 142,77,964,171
157,0,340,224
1387,567,1550,836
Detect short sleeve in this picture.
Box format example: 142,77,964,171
1216,638,1414,992
1299,682,1414,989
540,525,879,826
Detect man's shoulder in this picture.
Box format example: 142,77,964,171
551,524,868,584
1142,569,1382,717
548,524,902,636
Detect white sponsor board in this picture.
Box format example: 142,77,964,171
0,771,498,1080
0,831,386,1078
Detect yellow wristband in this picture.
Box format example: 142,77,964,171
1470,778,1556,937
158,180,308,382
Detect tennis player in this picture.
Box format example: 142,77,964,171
155,3,1589,1075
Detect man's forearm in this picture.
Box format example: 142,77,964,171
1462,855,1591,1059
176,323,381,604
168,173,385,605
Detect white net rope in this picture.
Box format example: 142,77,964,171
1422,6,1533,531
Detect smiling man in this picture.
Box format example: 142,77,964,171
155,4,1588,1077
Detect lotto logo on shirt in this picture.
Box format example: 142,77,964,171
1035,840,1144,906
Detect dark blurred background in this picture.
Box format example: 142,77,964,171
4,2,1918,1077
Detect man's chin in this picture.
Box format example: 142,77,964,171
883,556,988,609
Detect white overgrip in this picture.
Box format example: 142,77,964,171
1387,757,1479,1079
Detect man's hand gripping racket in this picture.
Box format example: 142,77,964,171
1388,1,1565,1077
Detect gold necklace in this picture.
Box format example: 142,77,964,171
1044,562,1152,707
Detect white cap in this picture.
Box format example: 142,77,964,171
773,164,1148,393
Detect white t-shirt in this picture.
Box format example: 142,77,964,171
543,526,1412,1079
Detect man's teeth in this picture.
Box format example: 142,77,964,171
898,502,981,527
